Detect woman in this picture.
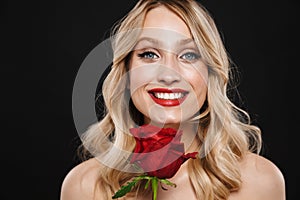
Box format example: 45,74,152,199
61,0,285,199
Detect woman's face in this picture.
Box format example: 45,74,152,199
129,6,208,126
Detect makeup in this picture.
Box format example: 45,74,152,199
148,88,188,106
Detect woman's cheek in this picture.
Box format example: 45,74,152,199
129,64,159,95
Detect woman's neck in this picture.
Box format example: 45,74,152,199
180,122,201,154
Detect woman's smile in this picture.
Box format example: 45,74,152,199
148,88,188,106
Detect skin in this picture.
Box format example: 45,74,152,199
60,153,285,200
60,6,286,200
129,22,208,128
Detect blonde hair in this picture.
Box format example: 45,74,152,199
80,0,262,199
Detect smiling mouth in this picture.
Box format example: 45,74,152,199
148,88,188,106
152,92,186,100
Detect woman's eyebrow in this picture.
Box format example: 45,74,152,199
135,37,195,48
135,37,160,46
178,38,194,45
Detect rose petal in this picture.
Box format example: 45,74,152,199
129,125,197,179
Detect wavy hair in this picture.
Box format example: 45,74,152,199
80,0,262,199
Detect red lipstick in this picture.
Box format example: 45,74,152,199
148,88,188,107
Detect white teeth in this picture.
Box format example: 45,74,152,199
153,92,185,100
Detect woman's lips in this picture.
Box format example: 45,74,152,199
148,88,188,107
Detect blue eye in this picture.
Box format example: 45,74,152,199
137,51,159,59
180,52,200,61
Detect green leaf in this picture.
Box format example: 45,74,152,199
112,180,137,199
112,176,177,200
160,179,177,188
145,178,151,189
112,175,150,199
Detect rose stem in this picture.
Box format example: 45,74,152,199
151,177,158,200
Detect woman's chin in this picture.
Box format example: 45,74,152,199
149,118,187,128
144,109,199,127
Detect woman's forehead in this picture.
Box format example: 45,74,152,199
143,6,191,38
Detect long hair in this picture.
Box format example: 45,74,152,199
80,0,262,199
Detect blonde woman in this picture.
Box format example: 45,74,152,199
61,0,285,199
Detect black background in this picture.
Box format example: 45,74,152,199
1,0,294,199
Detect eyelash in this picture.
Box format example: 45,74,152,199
137,51,159,59
137,50,201,62
180,52,201,61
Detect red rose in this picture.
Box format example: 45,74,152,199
130,124,198,179
112,124,198,200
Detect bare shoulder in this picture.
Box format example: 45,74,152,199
230,152,286,200
60,158,103,200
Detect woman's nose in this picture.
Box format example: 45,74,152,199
157,56,181,85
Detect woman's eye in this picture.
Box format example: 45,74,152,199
180,52,200,61
137,51,159,59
